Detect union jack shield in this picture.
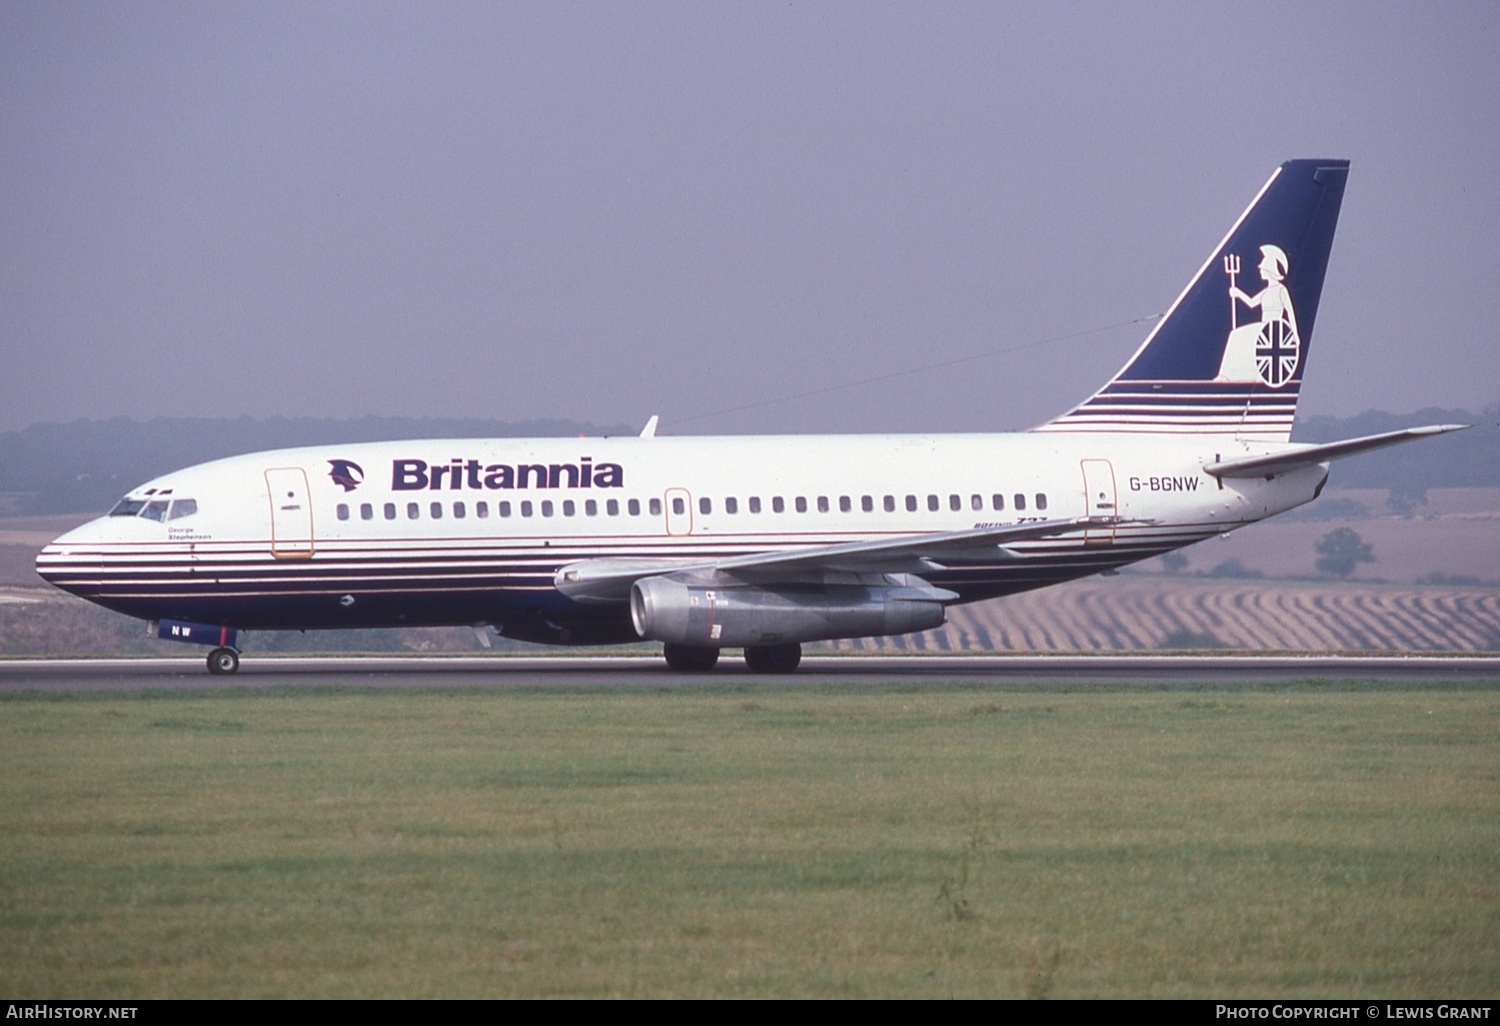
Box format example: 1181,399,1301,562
1256,318,1300,388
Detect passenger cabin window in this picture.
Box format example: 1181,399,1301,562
971,494,983,511
839,496,851,513
499,501,512,517
818,496,830,513
521,501,534,517
541,500,554,517
992,494,1005,511
884,495,895,512
927,494,939,512
407,503,420,520
949,494,961,512
360,503,373,521
453,501,466,519
563,500,575,516
772,497,785,514
795,497,807,513
476,501,489,518
649,498,662,516
628,499,640,516
699,497,711,515
1014,493,1026,511
337,504,350,521
905,495,917,512
862,495,873,512
385,503,396,520
1036,493,1048,511
585,500,597,516
430,502,443,519
749,497,762,514
607,499,619,516
725,497,738,514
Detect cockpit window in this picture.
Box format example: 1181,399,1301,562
109,495,199,521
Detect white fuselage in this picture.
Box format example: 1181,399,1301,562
35,430,1327,641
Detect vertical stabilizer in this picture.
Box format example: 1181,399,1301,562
1036,159,1349,440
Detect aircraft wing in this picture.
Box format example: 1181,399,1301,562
554,516,1114,604
1205,424,1469,480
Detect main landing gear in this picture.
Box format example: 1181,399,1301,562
207,647,241,675
661,643,802,674
743,643,802,674
662,643,720,672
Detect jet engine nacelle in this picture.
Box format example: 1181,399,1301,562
630,576,949,648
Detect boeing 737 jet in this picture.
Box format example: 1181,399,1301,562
36,160,1464,673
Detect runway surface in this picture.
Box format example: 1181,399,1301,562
2,654,1499,690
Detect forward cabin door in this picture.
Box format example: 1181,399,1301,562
265,468,315,558
1080,459,1117,545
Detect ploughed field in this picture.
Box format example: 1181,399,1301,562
2,576,1496,657
841,578,1500,654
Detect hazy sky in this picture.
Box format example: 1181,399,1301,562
3,2,1497,436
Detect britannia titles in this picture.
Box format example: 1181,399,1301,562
391,457,623,491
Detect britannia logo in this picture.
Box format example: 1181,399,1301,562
1214,243,1301,388
328,459,364,492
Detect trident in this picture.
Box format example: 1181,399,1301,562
1223,253,1241,329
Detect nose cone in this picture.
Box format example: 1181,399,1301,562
34,518,113,596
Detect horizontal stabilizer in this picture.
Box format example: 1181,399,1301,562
1204,424,1469,479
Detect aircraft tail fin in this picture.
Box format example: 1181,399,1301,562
1035,159,1350,441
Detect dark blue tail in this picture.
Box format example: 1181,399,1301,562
1038,159,1350,440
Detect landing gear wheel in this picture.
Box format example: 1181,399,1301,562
743,643,802,674
662,644,720,672
207,647,240,675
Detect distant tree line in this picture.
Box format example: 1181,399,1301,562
1295,403,1500,491
0,415,633,515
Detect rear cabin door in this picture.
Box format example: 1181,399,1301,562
1080,459,1118,545
265,468,315,558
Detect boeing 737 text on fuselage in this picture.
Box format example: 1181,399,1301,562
36,160,1465,673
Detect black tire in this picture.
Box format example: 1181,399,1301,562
207,647,240,675
662,644,719,672
744,643,801,674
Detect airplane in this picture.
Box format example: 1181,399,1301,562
35,159,1466,675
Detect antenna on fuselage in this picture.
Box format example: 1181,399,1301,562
640,415,659,439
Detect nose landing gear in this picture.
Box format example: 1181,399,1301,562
152,620,242,674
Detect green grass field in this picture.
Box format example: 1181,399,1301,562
1,680,1496,998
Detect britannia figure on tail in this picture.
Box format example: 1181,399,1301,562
1215,243,1301,387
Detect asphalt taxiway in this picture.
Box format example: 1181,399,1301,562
2,654,1498,691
